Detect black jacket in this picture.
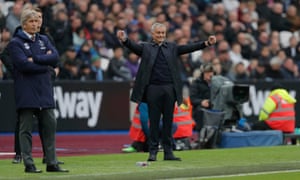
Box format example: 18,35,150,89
123,39,208,105
0,47,14,78
189,77,211,130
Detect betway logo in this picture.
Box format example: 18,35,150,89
243,85,296,116
53,86,103,127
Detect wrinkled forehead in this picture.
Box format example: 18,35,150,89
152,27,166,35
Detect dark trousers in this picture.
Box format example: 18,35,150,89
146,84,176,156
14,113,45,157
18,108,57,166
14,113,21,156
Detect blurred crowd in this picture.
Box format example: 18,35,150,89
0,0,300,84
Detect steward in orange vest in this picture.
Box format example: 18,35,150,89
173,98,195,139
253,86,296,133
124,99,195,152
129,105,147,143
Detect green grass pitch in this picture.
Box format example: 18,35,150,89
1,146,300,180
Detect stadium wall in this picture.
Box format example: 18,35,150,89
0,80,299,132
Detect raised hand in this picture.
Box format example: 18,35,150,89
116,30,127,42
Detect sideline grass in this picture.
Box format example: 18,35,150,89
0,146,299,180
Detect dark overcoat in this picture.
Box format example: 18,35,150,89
123,39,207,105
7,29,59,109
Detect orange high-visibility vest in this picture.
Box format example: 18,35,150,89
172,103,195,139
129,106,147,142
129,98,195,142
265,95,295,133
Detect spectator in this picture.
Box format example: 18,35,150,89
229,42,245,65
227,62,250,81
239,8,255,34
255,0,272,20
269,2,291,32
90,55,104,81
57,59,79,80
212,57,222,76
280,57,299,79
70,12,85,48
91,20,114,59
5,1,23,34
235,32,255,60
269,37,282,57
197,20,214,42
60,45,80,66
106,46,132,81
103,18,121,48
190,63,215,132
0,28,11,52
217,40,233,76
78,62,96,81
258,46,272,66
249,61,267,81
284,36,300,67
125,52,140,80
247,0,259,30
191,12,207,38
76,40,98,65
256,31,270,54
285,4,300,32
177,37,200,85
265,56,285,80
49,9,73,55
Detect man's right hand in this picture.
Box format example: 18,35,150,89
201,99,210,108
116,30,127,42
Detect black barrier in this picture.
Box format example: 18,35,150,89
0,80,299,132
0,81,131,132
0,80,17,132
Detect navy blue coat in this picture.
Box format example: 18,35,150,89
7,29,59,109
123,39,208,105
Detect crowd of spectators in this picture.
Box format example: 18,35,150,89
0,0,300,84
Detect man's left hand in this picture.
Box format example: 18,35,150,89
206,35,217,46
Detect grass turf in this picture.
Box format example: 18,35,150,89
0,145,300,180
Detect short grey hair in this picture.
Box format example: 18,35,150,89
20,8,38,26
150,23,166,33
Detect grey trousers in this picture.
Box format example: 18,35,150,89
18,108,57,166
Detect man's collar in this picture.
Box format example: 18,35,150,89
22,30,35,40
151,40,167,47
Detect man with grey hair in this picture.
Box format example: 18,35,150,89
117,22,216,161
6,8,68,173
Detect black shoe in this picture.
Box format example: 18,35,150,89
42,158,64,165
46,164,69,172
25,164,42,173
164,156,182,161
147,154,157,161
12,155,22,164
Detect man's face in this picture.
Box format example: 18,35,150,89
203,71,214,83
36,12,43,32
23,17,39,35
151,26,166,44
